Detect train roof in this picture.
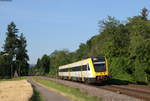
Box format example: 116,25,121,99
59,56,105,69
59,58,90,69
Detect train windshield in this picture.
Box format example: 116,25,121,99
94,63,106,72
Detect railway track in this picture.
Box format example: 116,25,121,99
93,84,150,101
41,76,150,101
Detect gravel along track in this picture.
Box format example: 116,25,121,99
97,85,150,101
39,76,143,101
121,84,150,92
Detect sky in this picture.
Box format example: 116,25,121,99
0,0,150,64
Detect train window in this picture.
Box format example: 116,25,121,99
82,65,86,71
59,68,68,72
72,67,75,71
92,57,105,62
71,66,81,71
69,68,72,71
59,69,63,72
82,65,90,71
72,67,76,71
59,65,90,72
94,63,106,72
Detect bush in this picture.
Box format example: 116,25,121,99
110,57,133,82
133,60,147,84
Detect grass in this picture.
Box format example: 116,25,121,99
29,85,44,101
33,77,101,101
0,76,28,81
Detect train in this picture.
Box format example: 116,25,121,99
58,56,110,83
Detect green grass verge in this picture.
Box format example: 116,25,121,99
33,77,101,101
0,76,28,81
29,85,44,101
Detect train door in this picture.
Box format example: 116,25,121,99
81,65,84,81
86,64,90,77
82,64,88,78
68,68,71,80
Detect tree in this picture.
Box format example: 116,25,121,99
99,16,120,32
16,33,29,76
3,22,18,77
29,55,50,75
40,55,50,74
140,8,149,20
1,22,29,78
75,43,88,60
0,54,10,78
49,49,71,76
127,15,150,83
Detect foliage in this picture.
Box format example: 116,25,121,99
110,57,133,82
0,55,10,78
29,54,50,75
29,85,44,101
0,22,29,78
49,49,72,76
16,33,29,76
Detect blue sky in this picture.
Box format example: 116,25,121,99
0,0,150,64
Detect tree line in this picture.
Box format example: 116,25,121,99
31,8,150,84
0,22,29,78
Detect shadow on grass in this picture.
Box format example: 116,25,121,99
29,85,44,101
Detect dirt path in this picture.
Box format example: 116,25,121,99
28,78,70,101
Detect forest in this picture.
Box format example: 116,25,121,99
30,8,150,84
0,8,149,84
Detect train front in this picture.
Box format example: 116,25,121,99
91,56,109,82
